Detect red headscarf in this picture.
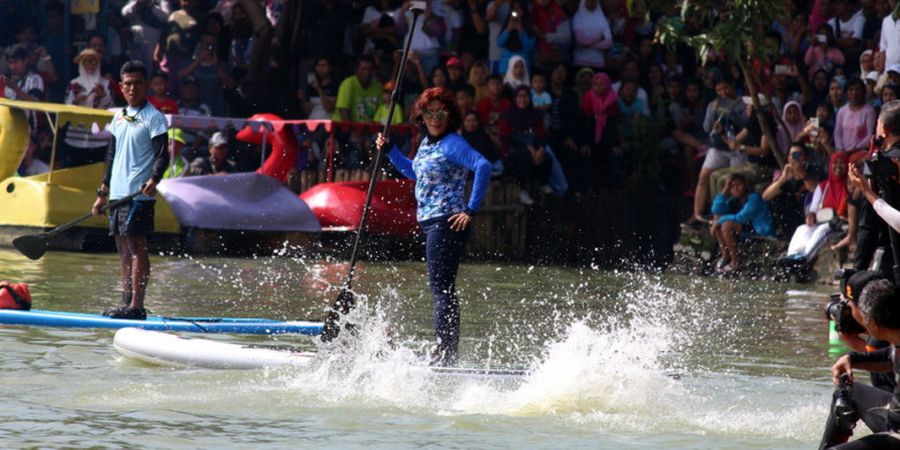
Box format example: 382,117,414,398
582,73,618,143
820,152,849,217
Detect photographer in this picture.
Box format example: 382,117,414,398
820,276,900,450
846,101,900,275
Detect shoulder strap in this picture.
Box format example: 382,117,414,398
0,285,29,309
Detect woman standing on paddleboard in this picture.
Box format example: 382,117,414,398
376,87,492,365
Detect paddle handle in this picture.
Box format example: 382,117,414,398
343,8,423,291
46,191,142,238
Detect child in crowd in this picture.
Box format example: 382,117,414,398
531,72,551,112
373,81,404,125
476,74,512,143
148,72,179,115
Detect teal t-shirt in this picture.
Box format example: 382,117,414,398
107,102,168,200
333,76,382,123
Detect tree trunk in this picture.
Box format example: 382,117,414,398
738,59,786,168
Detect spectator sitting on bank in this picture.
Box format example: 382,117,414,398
468,60,489,103
710,173,775,273
148,71,179,114
834,77,876,153
500,86,547,205
781,151,849,264
190,131,236,175
685,77,745,226
157,0,201,94
461,110,502,169
762,143,822,237
334,56,381,123
17,135,50,177
616,79,650,141
710,97,779,196
502,55,530,96
2,44,44,101
162,128,190,179
875,82,899,111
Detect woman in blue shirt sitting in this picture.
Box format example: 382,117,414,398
376,87,492,365
710,173,774,273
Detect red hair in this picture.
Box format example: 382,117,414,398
412,87,462,132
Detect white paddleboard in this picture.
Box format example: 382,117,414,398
114,327,530,378
114,327,315,369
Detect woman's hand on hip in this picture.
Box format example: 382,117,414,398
448,211,471,231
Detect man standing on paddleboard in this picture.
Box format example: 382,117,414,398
376,87,492,365
92,60,169,320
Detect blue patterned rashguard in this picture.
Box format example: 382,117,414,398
387,133,492,222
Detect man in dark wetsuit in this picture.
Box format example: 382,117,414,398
92,60,169,320
820,278,900,449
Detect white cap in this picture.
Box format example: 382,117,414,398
866,71,880,82
887,64,900,74
209,131,228,148
741,93,769,107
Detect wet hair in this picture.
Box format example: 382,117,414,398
880,100,900,136
859,279,900,329
120,60,148,80
413,87,463,132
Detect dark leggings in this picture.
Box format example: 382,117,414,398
420,214,469,365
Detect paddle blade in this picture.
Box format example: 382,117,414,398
12,234,50,260
320,289,356,342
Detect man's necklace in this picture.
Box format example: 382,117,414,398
122,102,147,122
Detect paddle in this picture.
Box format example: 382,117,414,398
13,190,143,260
321,3,425,342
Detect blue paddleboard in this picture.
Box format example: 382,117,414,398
0,309,323,335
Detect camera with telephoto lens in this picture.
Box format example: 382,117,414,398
833,373,859,431
866,145,900,190
824,269,867,335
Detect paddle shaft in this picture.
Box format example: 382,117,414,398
45,191,142,238
342,8,423,292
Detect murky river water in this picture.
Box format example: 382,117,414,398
0,248,846,448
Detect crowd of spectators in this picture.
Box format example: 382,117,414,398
3,0,900,268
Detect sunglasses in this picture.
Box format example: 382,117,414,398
423,109,449,120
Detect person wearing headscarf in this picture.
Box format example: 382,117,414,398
499,85,549,204
63,48,114,167
502,55,530,95
783,151,849,262
572,0,612,69
777,101,807,152
581,72,618,145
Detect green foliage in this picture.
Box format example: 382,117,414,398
656,0,786,66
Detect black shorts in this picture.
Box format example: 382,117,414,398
108,200,156,237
